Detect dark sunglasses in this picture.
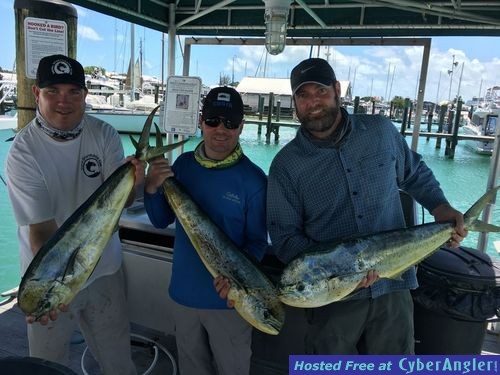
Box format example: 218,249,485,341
203,117,240,130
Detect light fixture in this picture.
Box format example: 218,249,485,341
263,0,292,55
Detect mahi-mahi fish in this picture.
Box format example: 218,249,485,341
278,186,500,308
158,135,284,335
17,107,188,319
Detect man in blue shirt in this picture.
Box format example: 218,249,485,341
267,58,466,354
144,86,268,374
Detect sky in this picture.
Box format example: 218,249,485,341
1,1,500,104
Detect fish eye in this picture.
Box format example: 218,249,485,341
263,310,270,319
296,282,305,292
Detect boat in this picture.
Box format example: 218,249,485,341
0,113,17,131
86,107,163,134
462,86,500,155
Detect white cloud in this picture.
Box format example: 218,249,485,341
78,25,103,41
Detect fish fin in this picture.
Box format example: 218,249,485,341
469,220,500,233
129,135,139,150
135,106,160,159
147,139,189,160
61,246,81,280
154,124,163,147
464,185,500,228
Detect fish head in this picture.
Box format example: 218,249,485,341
277,260,334,308
18,279,71,318
232,288,285,335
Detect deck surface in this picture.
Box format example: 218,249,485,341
0,296,498,374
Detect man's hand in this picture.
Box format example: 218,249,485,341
145,158,174,194
26,303,69,325
128,156,146,188
214,275,235,308
431,203,467,248
357,270,379,289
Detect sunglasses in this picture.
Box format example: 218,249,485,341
203,117,240,130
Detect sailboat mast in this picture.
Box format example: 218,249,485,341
130,23,135,101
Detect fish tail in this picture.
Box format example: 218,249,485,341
464,185,500,232
130,106,188,161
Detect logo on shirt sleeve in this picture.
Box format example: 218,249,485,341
81,154,102,178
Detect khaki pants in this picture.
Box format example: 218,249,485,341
305,290,415,354
172,302,252,375
27,267,136,375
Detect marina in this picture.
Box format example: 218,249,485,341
1,122,500,373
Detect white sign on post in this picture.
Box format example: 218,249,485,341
162,76,202,136
24,17,68,79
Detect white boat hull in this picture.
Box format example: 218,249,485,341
462,124,494,155
0,115,17,131
87,111,163,134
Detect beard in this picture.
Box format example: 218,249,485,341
297,94,341,133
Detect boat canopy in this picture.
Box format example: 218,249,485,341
62,1,500,39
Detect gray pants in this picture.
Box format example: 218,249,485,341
172,302,252,375
305,290,415,354
27,268,136,375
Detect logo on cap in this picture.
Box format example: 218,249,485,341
51,60,72,75
300,66,315,74
217,92,231,102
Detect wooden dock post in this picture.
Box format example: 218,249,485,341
276,100,281,122
354,96,360,114
257,95,264,135
400,98,410,136
448,100,463,159
436,104,447,149
407,101,413,129
426,104,434,141
14,0,78,130
265,92,275,144
444,107,455,157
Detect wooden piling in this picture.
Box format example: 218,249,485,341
400,98,410,136
257,95,264,135
14,0,78,130
448,100,463,159
354,96,360,114
265,92,274,143
436,104,447,149
426,104,434,141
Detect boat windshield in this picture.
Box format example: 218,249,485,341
486,116,497,136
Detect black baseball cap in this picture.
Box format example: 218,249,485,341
201,86,244,124
36,54,86,89
290,58,336,94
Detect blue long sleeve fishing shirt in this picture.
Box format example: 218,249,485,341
144,151,268,309
267,113,449,299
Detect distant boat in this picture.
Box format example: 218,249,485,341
0,114,17,131
462,86,499,155
86,110,164,134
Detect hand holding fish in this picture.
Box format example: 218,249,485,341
214,275,235,308
126,156,147,206
431,203,467,248
145,157,174,194
356,270,379,289
26,303,68,325
127,156,146,187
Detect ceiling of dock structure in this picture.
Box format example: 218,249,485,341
65,0,500,38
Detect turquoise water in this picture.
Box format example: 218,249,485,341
1,124,499,294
